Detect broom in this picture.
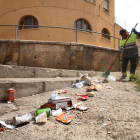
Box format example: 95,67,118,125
101,23,138,78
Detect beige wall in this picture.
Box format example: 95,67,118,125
0,0,119,49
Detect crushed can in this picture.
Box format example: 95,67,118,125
13,113,32,125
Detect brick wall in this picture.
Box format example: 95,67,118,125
0,40,139,71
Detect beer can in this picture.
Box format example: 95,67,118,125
13,113,32,125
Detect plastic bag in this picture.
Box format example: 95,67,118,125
75,81,85,88
107,76,116,82
51,108,62,117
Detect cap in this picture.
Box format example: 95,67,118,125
119,29,126,35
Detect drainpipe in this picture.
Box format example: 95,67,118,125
98,0,104,16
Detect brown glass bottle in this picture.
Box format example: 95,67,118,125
40,98,72,110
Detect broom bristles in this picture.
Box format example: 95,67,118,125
101,69,111,78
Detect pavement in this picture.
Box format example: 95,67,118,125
0,65,140,140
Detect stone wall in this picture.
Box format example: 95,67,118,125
0,40,137,71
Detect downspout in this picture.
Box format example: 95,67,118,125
98,0,104,16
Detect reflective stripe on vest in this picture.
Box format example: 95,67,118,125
124,42,137,50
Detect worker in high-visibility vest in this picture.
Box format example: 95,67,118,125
119,28,140,81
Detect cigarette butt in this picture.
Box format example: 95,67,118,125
56,124,58,128
11,130,14,133
107,123,111,125
55,122,58,124
47,118,50,120
6,111,8,113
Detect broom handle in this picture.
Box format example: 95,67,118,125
111,23,138,67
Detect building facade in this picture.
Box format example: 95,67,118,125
0,0,140,53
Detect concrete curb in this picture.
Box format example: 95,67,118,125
0,78,79,101
0,65,102,78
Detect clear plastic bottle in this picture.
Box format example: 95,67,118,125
50,91,58,100
75,81,85,88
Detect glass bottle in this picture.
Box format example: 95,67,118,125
40,98,72,110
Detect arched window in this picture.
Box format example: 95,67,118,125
19,16,39,30
102,28,110,40
74,19,91,32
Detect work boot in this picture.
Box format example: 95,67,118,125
120,75,127,80
129,77,136,81
129,74,136,81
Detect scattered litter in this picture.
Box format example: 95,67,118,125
0,128,3,132
107,132,112,134
75,81,85,88
73,102,83,108
35,112,47,123
13,113,32,125
7,88,15,102
56,113,73,124
18,107,22,110
86,87,92,92
80,73,91,85
35,108,51,117
51,108,62,117
0,121,16,129
92,79,101,83
99,108,107,112
76,104,89,111
71,84,76,88
103,123,111,126
86,92,94,97
50,91,58,100
107,75,120,82
106,86,114,89
11,130,14,133
60,90,67,94
102,78,108,83
107,76,116,82
78,95,88,101
40,98,72,110
75,93,85,96
7,101,11,104
93,84,102,91
65,107,75,111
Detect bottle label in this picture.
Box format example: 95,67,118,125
56,102,67,110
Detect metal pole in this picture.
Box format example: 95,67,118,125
15,25,17,40
76,29,77,43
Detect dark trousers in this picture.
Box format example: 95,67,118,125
122,55,138,74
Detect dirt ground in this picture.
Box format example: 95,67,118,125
0,77,140,140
